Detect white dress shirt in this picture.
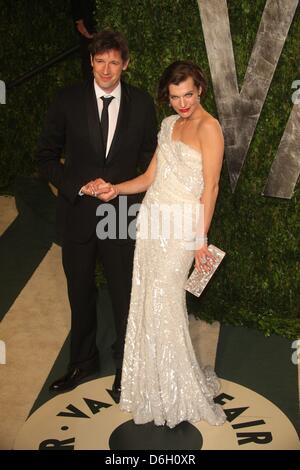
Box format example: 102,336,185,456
79,80,122,196
94,80,121,157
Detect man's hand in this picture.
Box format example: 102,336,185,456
97,184,119,202
75,19,93,39
93,179,114,196
80,179,118,201
81,178,107,197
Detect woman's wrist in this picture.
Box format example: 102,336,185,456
113,184,120,196
195,234,208,247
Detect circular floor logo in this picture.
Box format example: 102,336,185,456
14,376,299,450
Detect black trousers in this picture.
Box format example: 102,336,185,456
62,236,135,371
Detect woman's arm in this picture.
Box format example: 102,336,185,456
195,119,224,272
91,152,157,200
116,152,157,195
200,119,224,234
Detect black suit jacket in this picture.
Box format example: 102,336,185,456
37,80,158,243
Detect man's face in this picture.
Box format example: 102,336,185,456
91,49,128,93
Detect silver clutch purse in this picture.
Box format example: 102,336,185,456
185,244,226,297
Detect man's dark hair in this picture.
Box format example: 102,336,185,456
157,60,207,103
89,29,129,62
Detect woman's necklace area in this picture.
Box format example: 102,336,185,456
179,115,203,126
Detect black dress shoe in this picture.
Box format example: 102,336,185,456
49,367,98,393
111,368,122,403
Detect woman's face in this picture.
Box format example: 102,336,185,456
169,76,201,118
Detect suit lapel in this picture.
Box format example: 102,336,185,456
105,81,130,165
85,80,106,166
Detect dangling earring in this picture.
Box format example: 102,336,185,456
168,102,172,107
198,95,201,103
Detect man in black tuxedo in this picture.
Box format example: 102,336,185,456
37,30,157,399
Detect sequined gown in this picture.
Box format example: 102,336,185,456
120,115,226,428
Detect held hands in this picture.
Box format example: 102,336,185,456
81,178,119,201
97,183,119,201
194,243,215,274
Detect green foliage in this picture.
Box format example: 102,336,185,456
0,1,299,338
0,0,81,187
95,0,215,119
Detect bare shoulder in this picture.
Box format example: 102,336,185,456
196,114,224,162
198,114,223,140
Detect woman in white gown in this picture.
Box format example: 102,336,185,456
98,61,226,428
